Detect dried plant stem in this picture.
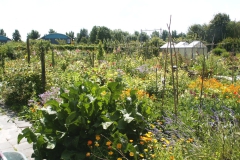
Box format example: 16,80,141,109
167,15,178,120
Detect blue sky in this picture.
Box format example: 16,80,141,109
1,0,240,40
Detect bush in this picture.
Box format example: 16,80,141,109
18,80,155,160
212,47,227,56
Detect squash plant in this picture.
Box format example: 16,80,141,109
18,80,154,160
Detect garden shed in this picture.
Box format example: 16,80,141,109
160,41,207,59
0,35,11,43
40,33,71,44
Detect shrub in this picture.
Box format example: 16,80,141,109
18,80,155,160
212,47,227,56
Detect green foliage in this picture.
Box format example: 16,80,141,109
12,29,21,41
18,80,154,159
0,29,6,36
27,30,41,40
2,67,42,107
218,37,240,52
212,47,227,56
0,43,15,59
76,28,89,43
66,31,75,39
48,29,57,34
97,41,104,60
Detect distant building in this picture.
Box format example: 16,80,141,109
40,33,71,44
0,35,11,43
160,41,207,59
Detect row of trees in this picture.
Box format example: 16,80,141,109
1,13,239,45
187,13,240,44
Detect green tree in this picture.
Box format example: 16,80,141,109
66,31,74,39
161,30,168,41
111,29,129,42
27,30,41,39
139,31,149,42
12,29,21,41
150,37,165,56
48,29,56,34
226,21,240,39
171,30,178,39
151,31,160,38
0,29,6,36
207,13,231,44
187,24,206,40
76,28,88,43
90,26,111,44
89,26,98,43
97,26,111,42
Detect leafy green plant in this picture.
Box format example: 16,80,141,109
18,80,154,160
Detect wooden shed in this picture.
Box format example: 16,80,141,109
0,35,11,43
40,33,71,44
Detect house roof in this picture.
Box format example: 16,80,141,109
40,33,71,39
0,35,11,41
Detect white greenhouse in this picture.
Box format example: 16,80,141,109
160,41,208,59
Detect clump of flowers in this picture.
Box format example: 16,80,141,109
188,78,240,103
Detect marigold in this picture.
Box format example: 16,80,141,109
86,152,91,157
108,151,113,155
117,158,122,160
117,143,122,149
129,152,134,156
129,139,133,143
106,141,111,146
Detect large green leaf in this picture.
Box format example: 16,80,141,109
110,110,121,121
45,100,59,111
117,119,127,130
65,111,77,125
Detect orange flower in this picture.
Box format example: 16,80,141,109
106,141,111,146
96,135,101,141
108,151,113,155
117,143,122,149
129,139,133,143
86,152,91,157
87,140,92,146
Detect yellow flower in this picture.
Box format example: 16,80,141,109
139,154,144,158
86,152,91,157
129,152,134,156
117,143,122,149
144,149,148,152
95,142,99,147
151,154,155,158
108,151,113,155
101,91,107,96
106,141,111,146
117,158,122,160
129,139,133,143
96,135,101,141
